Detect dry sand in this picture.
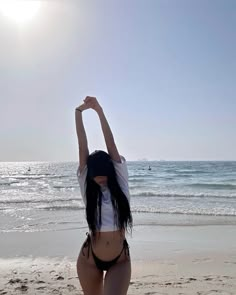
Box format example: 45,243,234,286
0,252,235,295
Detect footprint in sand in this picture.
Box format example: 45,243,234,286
8,278,27,284
36,286,46,290
35,280,45,284
204,277,214,281
55,275,64,280
15,285,28,292
187,277,197,282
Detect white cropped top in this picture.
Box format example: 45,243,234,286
77,156,130,232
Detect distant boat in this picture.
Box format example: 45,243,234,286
148,165,151,171
28,167,31,172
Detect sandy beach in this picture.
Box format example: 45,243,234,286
1,224,236,295
0,254,236,295
1,0,235,290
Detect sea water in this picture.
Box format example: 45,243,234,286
1,161,236,233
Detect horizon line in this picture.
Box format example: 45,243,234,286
1,159,236,163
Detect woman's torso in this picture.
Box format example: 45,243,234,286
78,157,131,260
91,230,126,261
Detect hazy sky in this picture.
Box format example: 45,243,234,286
0,0,235,162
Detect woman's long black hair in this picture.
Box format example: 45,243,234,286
85,151,133,235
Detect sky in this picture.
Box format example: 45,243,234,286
0,0,235,162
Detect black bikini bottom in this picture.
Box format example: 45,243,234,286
82,233,130,271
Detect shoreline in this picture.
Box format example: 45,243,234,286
1,224,236,259
1,211,236,234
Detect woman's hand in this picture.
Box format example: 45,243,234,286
84,96,102,112
76,96,102,113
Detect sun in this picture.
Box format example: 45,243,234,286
0,0,41,24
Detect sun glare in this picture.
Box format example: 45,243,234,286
0,0,41,24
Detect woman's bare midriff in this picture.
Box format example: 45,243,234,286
91,230,126,261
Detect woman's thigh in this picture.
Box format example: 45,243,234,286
76,241,104,295
103,253,131,295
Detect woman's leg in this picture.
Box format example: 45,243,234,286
103,252,131,295
76,241,104,295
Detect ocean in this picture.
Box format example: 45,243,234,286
1,161,236,233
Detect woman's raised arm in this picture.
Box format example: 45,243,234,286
83,96,121,163
75,103,89,172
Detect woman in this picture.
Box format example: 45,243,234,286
75,96,133,295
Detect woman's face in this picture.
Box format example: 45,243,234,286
93,176,108,187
